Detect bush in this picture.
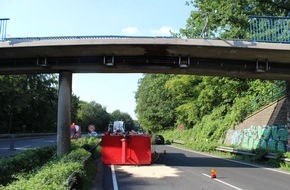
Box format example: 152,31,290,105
252,148,268,162
0,138,100,190
1,149,90,190
0,146,56,186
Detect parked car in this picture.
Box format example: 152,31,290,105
154,135,165,145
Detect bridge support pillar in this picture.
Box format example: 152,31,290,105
286,81,290,150
57,71,72,156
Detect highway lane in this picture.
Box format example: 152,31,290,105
0,135,56,157
108,145,290,190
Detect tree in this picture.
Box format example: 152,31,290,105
181,0,290,39
135,74,177,132
111,110,135,131
77,101,111,132
0,74,58,133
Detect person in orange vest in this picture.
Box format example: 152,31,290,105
70,123,76,139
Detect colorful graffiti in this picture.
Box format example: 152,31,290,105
230,125,288,152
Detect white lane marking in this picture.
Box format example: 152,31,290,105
170,145,290,175
202,173,243,190
111,165,119,190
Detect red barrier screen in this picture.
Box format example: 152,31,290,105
102,134,151,165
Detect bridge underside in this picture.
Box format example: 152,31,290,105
1,37,290,80
0,56,290,80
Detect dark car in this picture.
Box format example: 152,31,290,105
154,135,165,145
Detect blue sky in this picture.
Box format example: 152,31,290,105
1,0,192,119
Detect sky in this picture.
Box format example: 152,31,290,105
1,0,192,119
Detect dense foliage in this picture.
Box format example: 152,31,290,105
77,101,111,132
76,101,134,133
0,146,56,186
136,74,281,137
0,138,100,190
0,74,59,133
111,110,135,131
135,74,178,132
180,0,290,39
0,73,134,134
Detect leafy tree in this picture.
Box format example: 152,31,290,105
77,101,110,133
22,74,58,132
181,0,290,39
111,110,134,131
0,74,58,133
135,74,177,132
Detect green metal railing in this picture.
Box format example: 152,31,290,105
251,81,286,113
249,15,290,43
0,18,9,42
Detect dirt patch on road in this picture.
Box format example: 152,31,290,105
118,165,181,178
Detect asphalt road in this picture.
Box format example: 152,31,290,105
103,145,290,190
0,135,57,157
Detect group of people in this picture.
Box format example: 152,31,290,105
70,123,153,141
70,123,82,139
71,123,100,138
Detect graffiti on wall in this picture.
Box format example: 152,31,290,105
230,125,288,152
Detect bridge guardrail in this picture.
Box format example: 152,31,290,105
172,139,185,144
0,18,9,42
216,146,290,163
249,15,290,43
172,140,290,162
0,133,56,139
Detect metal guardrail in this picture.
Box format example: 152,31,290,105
67,140,101,190
216,146,290,162
4,35,174,43
172,139,185,144
171,141,290,162
250,81,286,113
249,15,290,43
0,133,56,139
0,18,9,42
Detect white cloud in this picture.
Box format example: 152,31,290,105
121,27,139,35
151,26,175,36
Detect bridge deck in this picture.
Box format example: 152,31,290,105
1,36,290,80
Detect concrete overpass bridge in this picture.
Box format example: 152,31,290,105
1,36,290,155
1,36,290,80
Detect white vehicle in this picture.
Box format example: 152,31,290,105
108,121,125,133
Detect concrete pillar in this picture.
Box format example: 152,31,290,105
57,71,72,156
286,81,290,150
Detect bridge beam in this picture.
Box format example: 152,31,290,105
57,71,72,156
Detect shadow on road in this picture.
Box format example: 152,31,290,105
155,147,258,168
